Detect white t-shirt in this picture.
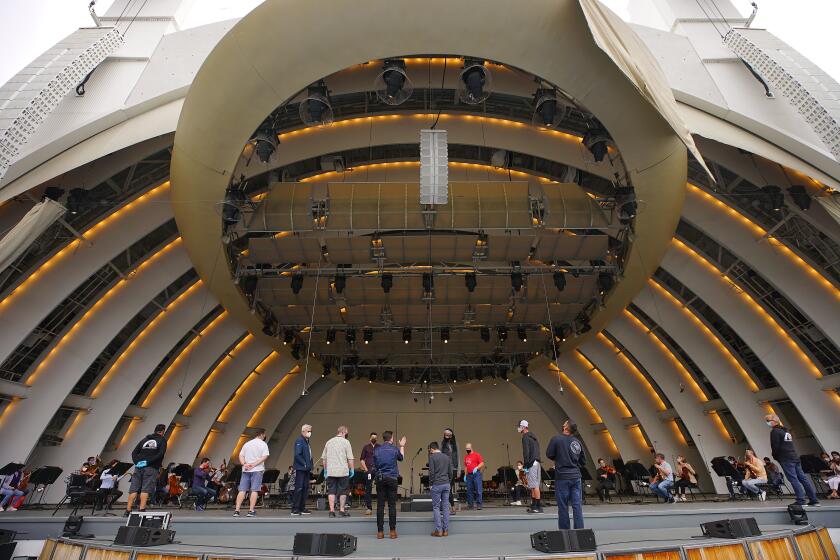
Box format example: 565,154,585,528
241,437,270,472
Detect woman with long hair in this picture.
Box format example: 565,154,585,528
440,428,459,513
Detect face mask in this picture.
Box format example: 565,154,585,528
466,450,472,454
766,421,774,427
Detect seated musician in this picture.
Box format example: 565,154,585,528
0,466,29,512
741,449,768,501
191,458,217,511
98,459,127,509
673,456,697,501
208,459,227,493
80,456,102,489
595,458,616,502
763,457,785,494
824,451,840,499
510,461,528,506
725,456,745,499
649,453,676,504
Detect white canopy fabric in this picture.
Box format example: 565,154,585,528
0,198,66,273
578,0,713,180
817,193,840,226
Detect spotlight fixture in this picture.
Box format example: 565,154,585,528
497,326,508,342
291,342,302,360
239,275,258,297
441,328,450,344
532,88,565,127
299,81,333,126
510,271,523,292
480,327,490,342
422,272,434,293
334,273,346,294
283,329,294,345
583,128,611,163
344,372,353,384
368,370,376,383
517,327,527,342
477,370,484,382
322,363,331,377
363,329,373,345
345,328,356,345
290,274,304,294
788,185,811,211
579,320,592,334
402,327,412,344
251,122,278,163
381,273,393,294
374,59,413,105
553,271,566,292
396,370,403,384
520,363,529,377
500,370,509,382
222,188,245,226
459,59,492,105
597,273,614,295
465,272,477,292
262,322,276,337
66,188,91,215
615,185,637,224
758,185,785,212
325,329,336,345
42,186,65,202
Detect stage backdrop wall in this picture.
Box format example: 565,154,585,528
269,380,563,494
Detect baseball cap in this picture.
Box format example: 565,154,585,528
517,420,529,432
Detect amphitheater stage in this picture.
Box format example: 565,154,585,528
4,501,840,558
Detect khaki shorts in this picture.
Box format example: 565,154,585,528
526,461,541,489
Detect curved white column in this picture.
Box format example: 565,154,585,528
606,311,738,494
32,281,211,499
111,313,244,457
662,240,840,453
683,185,840,346
555,351,651,463
166,336,273,465
530,362,613,462
0,183,171,364
0,239,191,467
634,280,773,459
199,353,299,463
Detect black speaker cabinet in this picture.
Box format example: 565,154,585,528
531,529,597,553
0,542,15,560
788,504,809,525
114,526,175,547
0,530,14,545
400,496,433,512
700,518,761,539
293,533,357,557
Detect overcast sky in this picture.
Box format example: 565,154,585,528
1,0,838,87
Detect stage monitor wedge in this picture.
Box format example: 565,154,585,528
531,529,597,552
114,526,175,547
700,518,761,539
293,533,357,557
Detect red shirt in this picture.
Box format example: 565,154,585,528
464,451,484,473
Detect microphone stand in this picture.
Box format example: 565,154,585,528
409,447,422,496
502,443,511,505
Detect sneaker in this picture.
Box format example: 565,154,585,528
301,509,312,515
247,510,256,517
476,505,482,510
290,511,301,516
339,511,351,517
511,501,522,506
233,511,241,517
526,507,540,513
6,507,15,512
760,491,766,502
365,509,372,516
806,501,821,507
124,510,131,517
329,511,337,518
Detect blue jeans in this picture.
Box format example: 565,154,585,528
555,478,583,529
431,483,451,532
292,469,310,513
780,461,818,504
191,486,216,506
466,471,483,507
651,479,674,502
0,489,24,508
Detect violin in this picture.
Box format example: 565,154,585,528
16,471,30,491
605,466,616,475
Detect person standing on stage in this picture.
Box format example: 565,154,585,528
518,420,543,513
440,428,459,514
291,424,313,516
322,425,355,518
373,431,406,539
463,443,485,510
360,432,379,516
428,441,452,537
126,423,168,516
546,419,586,530
766,414,820,507
234,428,270,517
649,453,675,504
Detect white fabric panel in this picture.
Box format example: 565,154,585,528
817,193,840,224
166,337,273,465
661,245,840,454
578,0,711,178
0,241,191,469
606,313,737,494
0,184,172,364
33,282,212,502
0,199,65,273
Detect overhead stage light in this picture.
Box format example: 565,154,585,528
497,326,508,342
381,273,393,294
520,363,529,377
262,322,276,337
375,59,413,105
334,273,346,294
533,88,567,128
480,327,490,342
517,327,527,342
597,273,614,295
757,185,785,212
465,272,477,292
459,59,492,105
67,188,91,215
299,81,333,126
363,329,373,344
290,274,304,294
615,185,637,224
239,275,258,297
251,122,278,163
788,185,811,211
283,329,295,345
325,329,336,345
322,363,331,377
510,271,523,292
441,328,450,344
403,327,412,344
345,329,356,345
583,128,611,163
553,271,566,292
291,342,302,360
422,272,434,293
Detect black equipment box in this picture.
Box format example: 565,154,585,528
400,495,433,512
293,533,357,557
701,517,761,539
114,526,175,547
531,529,597,553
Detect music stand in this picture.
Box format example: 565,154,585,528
711,456,745,500
172,463,193,479
98,462,132,516
0,463,23,476
26,466,63,509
